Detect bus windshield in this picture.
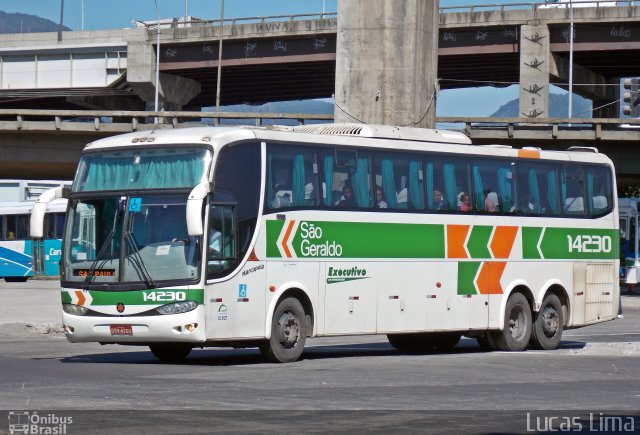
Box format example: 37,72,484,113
62,194,200,287
73,148,210,192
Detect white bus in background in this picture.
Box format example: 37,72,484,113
0,179,71,202
31,124,620,363
619,198,639,293
0,198,67,281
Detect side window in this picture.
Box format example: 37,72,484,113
266,144,318,209
214,142,260,262
470,159,516,213
323,148,372,209
425,155,470,212
562,165,586,216
585,165,613,217
206,203,236,279
517,162,561,216
373,152,424,210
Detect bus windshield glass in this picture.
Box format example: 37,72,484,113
73,148,210,192
63,194,199,287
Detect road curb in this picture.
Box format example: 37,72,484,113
0,322,63,335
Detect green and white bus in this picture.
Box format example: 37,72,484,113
31,124,620,363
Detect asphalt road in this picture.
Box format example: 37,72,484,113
1,281,639,434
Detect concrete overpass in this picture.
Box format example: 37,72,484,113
1,2,640,116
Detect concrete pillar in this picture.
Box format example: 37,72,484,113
519,24,550,119
126,40,201,111
334,0,439,128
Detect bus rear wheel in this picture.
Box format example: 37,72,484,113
489,292,532,351
4,277,28,283
432,332,461,351
149,343,192,363
530,294,564,350
260,297,306,363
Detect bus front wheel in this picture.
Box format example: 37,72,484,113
260,297,307,363
489,292,532,351
149,343,192,363
530,293,564,350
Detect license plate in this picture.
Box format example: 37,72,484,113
110,325,133,336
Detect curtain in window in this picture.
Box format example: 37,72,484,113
547,170,559,214
497,167,512,212
381,159,398,208
267,154,273,206
426,162,434,210
443,164,457,210
586,169,595,213
292,154,305,206
472,166,484,211
561,170,567,211
82,155,204,191
323,155,334,206
528,169,540,212
409,160,424,209
351,157,370,207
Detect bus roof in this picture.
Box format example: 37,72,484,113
0,198,67,215
82,123,614,166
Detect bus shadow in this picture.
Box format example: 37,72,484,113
55,339,586,366
54,338,586,366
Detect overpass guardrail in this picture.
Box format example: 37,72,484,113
2,109,640,142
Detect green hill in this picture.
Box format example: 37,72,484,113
0,10,70,34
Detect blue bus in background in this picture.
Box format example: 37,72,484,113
0,199,67,282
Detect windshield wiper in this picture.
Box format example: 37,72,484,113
82,228,115,290
124,231,156,289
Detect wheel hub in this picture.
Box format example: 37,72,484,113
541,306,559,337
277,311,300,349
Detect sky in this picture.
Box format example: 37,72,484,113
0,0,560,116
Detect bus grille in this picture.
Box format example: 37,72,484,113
585,263,615,323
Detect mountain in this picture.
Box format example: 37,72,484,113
490,93,592,118
212,99,335,126
0,10,70,34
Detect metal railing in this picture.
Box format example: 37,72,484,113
439,0,638,14
133,12,337,30
2,109,640,139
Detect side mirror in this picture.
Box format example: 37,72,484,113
186,182,210,236
30,187,69,239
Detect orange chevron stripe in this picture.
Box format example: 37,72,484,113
75,290,86,306
476,262,506,295
490,226,518,259
447,225,470,259
281,220,296,258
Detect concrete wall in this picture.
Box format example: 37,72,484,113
334,0,438,127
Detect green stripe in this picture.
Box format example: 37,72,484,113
467,226,492,259
63,289,204,306
457,262,480,295
522,227,543,259
523,227,619,260
267,220,445,259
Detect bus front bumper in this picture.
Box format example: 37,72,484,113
62,306,206,343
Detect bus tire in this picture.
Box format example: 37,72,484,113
530,293,563,350
149,343,192,363
490,292,532,352
260,297,306,363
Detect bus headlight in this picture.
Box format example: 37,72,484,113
156,301,198,315
62,304,88,316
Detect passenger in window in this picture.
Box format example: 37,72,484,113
375,185,388,209
433,189,447,210
518,194,535,214
459,194,472,212
484,189,497,212
7,231,15,240
339,184,357,207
